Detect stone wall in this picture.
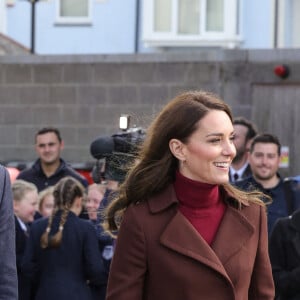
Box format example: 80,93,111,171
0,49,299,175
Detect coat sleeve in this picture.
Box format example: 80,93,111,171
248,205,275,299
269,218,300,297
106,205,146,300
82,221,107,285
0,166,18,300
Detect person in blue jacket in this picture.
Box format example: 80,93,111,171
235,133,300,234
21,176,105,300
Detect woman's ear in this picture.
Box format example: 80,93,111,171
169,139,186,161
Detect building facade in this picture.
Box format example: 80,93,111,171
1,0,300,178
1,0,300,55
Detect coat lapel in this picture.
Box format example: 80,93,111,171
212,205,254,264
159,203,255,282
160,210,230,280
150,185,255,282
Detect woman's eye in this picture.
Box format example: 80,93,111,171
209,138,221,143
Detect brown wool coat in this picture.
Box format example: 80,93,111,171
106,185,275,300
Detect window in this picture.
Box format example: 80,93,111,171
277,0,300,48
143,0,241,48
0,1,6,33
56,0,92,24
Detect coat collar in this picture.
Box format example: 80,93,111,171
148,184,178,213
289,209,300,231
33,158,66,176
149,184,255,285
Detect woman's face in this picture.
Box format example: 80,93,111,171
40,194,54,217
175,110,236,184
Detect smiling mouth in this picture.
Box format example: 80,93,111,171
258,166,269,171
214,162,230,168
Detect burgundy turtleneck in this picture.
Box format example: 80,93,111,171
173,171,226,245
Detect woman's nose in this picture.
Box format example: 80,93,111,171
223,141,236,157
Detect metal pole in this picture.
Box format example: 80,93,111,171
274,0,278,48
134,0,140,53
30,0,36,54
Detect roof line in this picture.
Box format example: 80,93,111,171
0,32,30,52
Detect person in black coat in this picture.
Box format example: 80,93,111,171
269,209,300,299
21,176,105,300
17,127,88,192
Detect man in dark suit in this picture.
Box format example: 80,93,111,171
0,165,18,300
230,117,258,182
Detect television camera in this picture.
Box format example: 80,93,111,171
90,115,146,183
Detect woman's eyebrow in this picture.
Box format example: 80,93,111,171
205,133,223,137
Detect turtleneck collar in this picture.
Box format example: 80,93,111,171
173,171,226,245
174,171,220,209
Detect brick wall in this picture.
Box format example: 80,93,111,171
0,49,299,175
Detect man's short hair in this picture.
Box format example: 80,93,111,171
35,127,62,143
233,117,258,142
250,133,281,156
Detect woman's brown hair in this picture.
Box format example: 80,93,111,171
104,90,265,233
40,176,85,249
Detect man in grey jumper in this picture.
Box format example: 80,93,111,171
0,165,18,299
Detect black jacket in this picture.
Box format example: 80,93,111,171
269,210,300,300
17,158,88,192
15,217,32,300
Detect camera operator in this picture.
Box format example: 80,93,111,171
88,125,145,300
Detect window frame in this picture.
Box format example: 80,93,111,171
55,0,92,25
142,0,241,48
277,0,300,48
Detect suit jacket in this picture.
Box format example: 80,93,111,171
15,217,32,300
230,164,252,183
269,210,300,299
106,185,274,300
21,211,106,300
0,166,18,300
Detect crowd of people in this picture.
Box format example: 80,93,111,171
230,115,300,299
1,90,300,299
1,126,115,300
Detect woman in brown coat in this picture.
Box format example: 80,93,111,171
105,90,275,300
